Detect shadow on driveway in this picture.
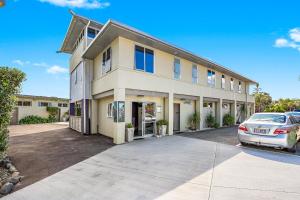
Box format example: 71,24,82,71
8,126,114,191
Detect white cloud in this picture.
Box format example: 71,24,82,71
274,28,300,52
12,60,30,66
47,65,68,74
39,0,110,9
33,62,48,67
289,28,300,42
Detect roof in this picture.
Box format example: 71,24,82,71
59,11,103,53
17,94,69,102
82,19,257,84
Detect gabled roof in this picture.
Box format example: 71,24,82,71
82,20,257,84
59,11,103,53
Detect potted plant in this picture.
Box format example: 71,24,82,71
188,112,200,131
125,123,134,142
223,114,234,126
206,113,216,128
156,119,168,137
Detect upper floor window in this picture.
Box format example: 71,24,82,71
17,101,32,107
107,103,113,118
207,70,216,87
221,75,225,89
58,103,68,107
230,78,234,91
135,45,154,73
102,47,112,74
38,102,52,107
238,81,242,93
87,27,98,39
174,58,181,80
75,68,78,84
192,64,198,84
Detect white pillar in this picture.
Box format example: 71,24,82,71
196,96,204,130
166,92,174,135
232,100,237,125
219,99,223,127
113,88,126,144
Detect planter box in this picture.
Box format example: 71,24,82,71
157,125,167,136
126,128,134,142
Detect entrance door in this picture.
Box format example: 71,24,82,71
173,103,180,131
132,102,156,138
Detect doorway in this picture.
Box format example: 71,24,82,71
173,103,180,131
132,102,156,138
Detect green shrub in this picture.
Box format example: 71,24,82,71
223,114,235,126
156,119,168,127
213,122,220,128
19,115,49,124
0,67,26,152
126,123,133,128
188,112,200,130
206,113,216,128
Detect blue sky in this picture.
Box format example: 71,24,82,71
0,0,299,99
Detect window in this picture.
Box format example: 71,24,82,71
230,78,234,91
17,101,32,106
107,103,113,118
134,45,154,73
87,28,97,38
192,64,198,84
174,58,181,80
221,75,225,89
38,102,51,107
102,47,112,74
238,81,242,93
75,68,78,84
58,103,68,107
207,70,216,87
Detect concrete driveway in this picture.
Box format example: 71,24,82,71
4,136,300,200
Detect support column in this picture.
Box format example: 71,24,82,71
90,99,98,134
218,99,223,127
165,92,174,135
113,88,126,144
232,100,237,125
196,96,204,130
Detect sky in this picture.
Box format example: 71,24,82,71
0,0,299,99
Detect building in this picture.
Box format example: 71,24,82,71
59,12,257,144
10,95,69,125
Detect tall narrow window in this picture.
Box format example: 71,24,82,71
230,78,234,91
107,103,113,118
207,70,216,87
87,28,96,38
174,58,181,80
238,81,242,93
192,64,198,84
221,75,225,89
134,45,154,73
102,47,112,74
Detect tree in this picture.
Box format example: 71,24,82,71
254,92,272,112
0,67,25,154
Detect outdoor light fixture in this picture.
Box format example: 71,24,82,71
0,0,5,7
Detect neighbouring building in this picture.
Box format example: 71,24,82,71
59,12,257,144
10,95,69,125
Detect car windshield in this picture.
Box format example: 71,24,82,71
249,114,286,123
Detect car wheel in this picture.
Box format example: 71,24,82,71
240,142,247,146
287,144,297,153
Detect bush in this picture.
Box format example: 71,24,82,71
0,67,26,152
223,114,235,126
156,119,168,127
206,113,216,128
213,122,220,128
188,112,200,130
19,115,49,124
126,123,133,128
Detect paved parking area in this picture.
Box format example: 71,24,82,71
179,126,300,155
3,136,300,200
8,124,114,191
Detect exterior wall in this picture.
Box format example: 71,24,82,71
173,99,195,131
98,96,114,138
70,62,84,102
15,97,69,124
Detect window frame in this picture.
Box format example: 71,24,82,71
207,69,216,87
134,45,155,74
173,58,181,80
221,74,226,89
87,27,99,39
192,64,198,84
102,47,112,75
107,103,113,118
238,81,242,93
38,102,51,107
230,78,234,91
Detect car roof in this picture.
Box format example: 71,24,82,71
254,112,286,115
